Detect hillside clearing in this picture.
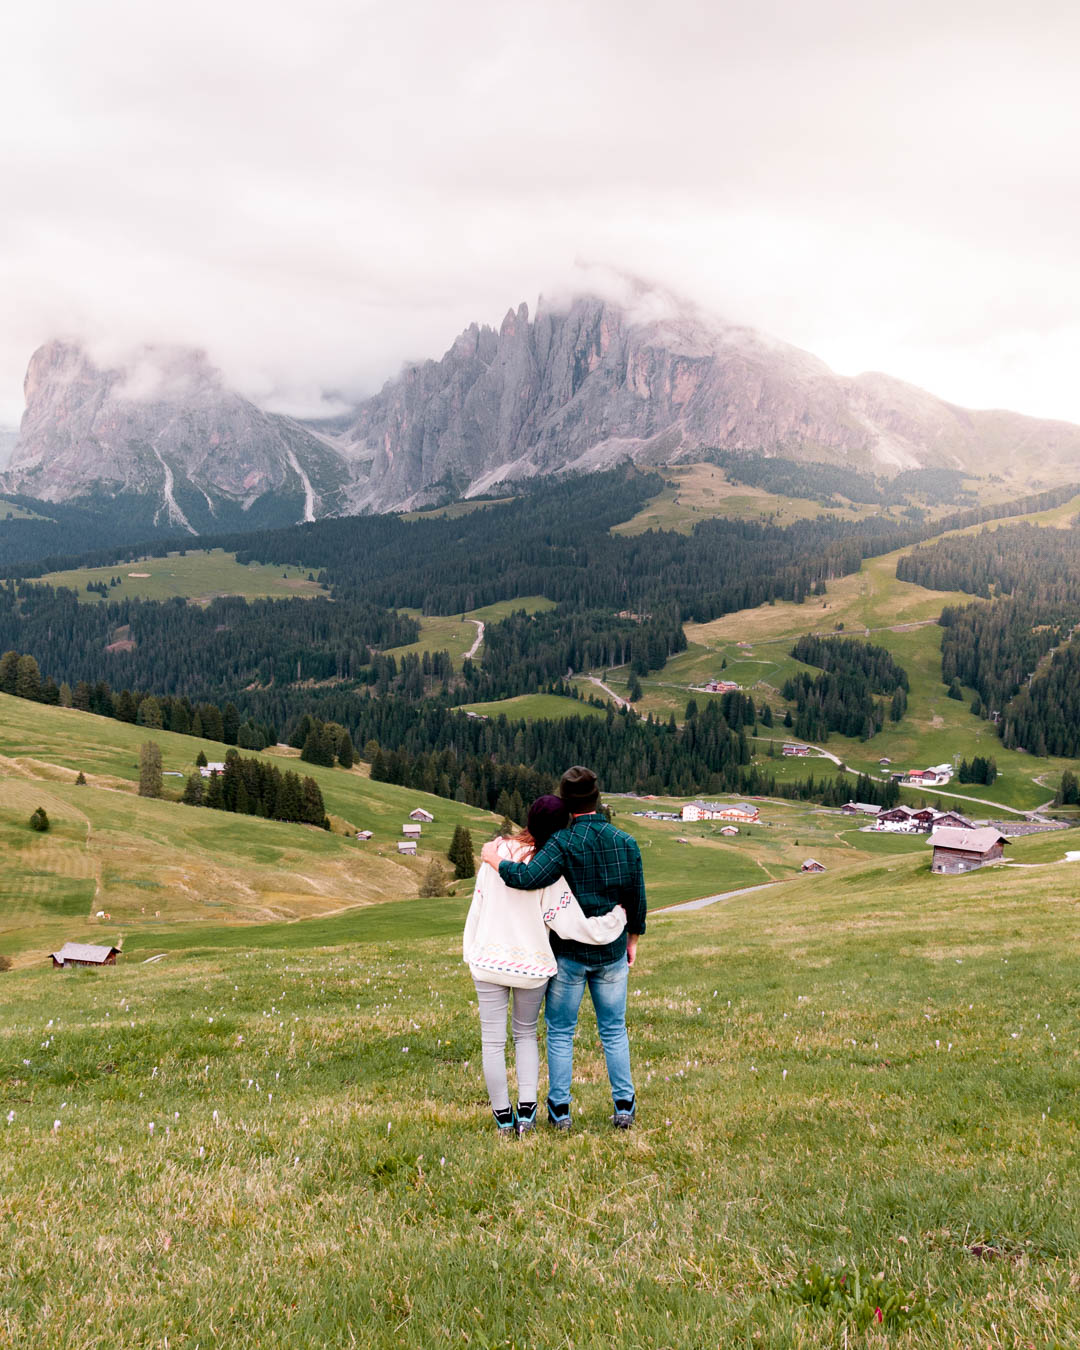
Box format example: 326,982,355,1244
38,548,327,605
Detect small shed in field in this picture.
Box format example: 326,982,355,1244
397,840,417,855
930,827,1009,874
801,858,826,873
50,942,120,970
409,808,434,823
402,823,422,837
720,825,739,837
356,830,374,841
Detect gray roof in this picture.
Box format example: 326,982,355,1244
929,827,1008,854
52,942,118,964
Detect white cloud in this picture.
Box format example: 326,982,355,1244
2,0,1080,425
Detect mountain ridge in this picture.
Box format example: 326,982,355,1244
7,289,1080,524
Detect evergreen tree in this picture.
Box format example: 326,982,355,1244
196,749,208,767
453,828,475,879
29,806,49,832
15,654,41,702
0,650,18,695
138,742,163,798
205,771,225,810
75,770,86,785
447,825,463,868
182,772,205,805
498,816,516,837
627,673,643,702
59,682,73,708
136,695,162,728
338,731,355,769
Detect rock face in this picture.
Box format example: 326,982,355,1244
343,294,1080,509
9,291,1080,524
6,341,350,531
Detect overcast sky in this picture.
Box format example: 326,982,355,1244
3,0,1080,429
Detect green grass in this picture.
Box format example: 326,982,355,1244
0,693,503,959
383,595,555,665
3,845,1080,1345
611,463,885,536
38,549,327,605
461,693,607,721
0,496,53,522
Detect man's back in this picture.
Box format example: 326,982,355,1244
498,810,646,965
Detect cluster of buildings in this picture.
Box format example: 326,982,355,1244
700,678,740,694
394,806,434,854
842,802,973,834
680,801,761,824
890,763,953,786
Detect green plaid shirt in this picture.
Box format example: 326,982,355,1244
498,813,647,965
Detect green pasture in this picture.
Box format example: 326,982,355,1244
610,463,884,536
38,548,327,605
461,693,607,722
383,595,555,665
0,497,53,522
3,844,1080,1346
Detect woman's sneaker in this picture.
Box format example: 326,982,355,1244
516,1102,537,1137
612,1097,636,1130
492,1106,516,1137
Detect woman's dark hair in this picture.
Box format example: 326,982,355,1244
518,794,570,857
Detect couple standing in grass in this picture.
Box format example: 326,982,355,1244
463,766,647,1135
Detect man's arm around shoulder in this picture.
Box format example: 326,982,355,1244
480,835,565,890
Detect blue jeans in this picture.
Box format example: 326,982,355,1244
545,955,634,1108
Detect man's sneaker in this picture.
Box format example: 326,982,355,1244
612,1097,636,1130
516,1102,537,1137
492,1106,516,1137
546,1100,572,1132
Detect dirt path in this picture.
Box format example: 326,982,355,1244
655,879,791,913
464,620,484,660
584,676,629,709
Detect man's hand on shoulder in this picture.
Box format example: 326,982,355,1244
626,933,639,967
480,840,503,871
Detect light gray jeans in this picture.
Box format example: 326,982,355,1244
473,978,547,1111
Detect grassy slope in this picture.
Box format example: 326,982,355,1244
383,595,556,664
0,694,501,959
37,548,327,605
460,693,607,721
611,463,884,535
0,695,971,958
2,846,1080,1346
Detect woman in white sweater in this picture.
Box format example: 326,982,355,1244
463,794,625,1135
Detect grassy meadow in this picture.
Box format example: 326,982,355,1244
38,548,327,605
3,846,1080,1346
461,693,608,721
383,596,556,665
0,693,505,961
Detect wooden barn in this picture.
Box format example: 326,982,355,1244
402,823,422,837
397,840,417,855
930,827,1009,874
50,942,120,970
801,858,827,873
409,808,435,823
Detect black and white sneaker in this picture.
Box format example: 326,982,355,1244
546,1100,572,1132
516,1102,537,1136
612,1097,636,1130
492,1106,516,1137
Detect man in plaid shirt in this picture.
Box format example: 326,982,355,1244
480,765,646,1130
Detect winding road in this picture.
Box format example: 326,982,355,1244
464,620,485,660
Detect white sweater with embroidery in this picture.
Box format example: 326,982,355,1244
462,838,626,988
